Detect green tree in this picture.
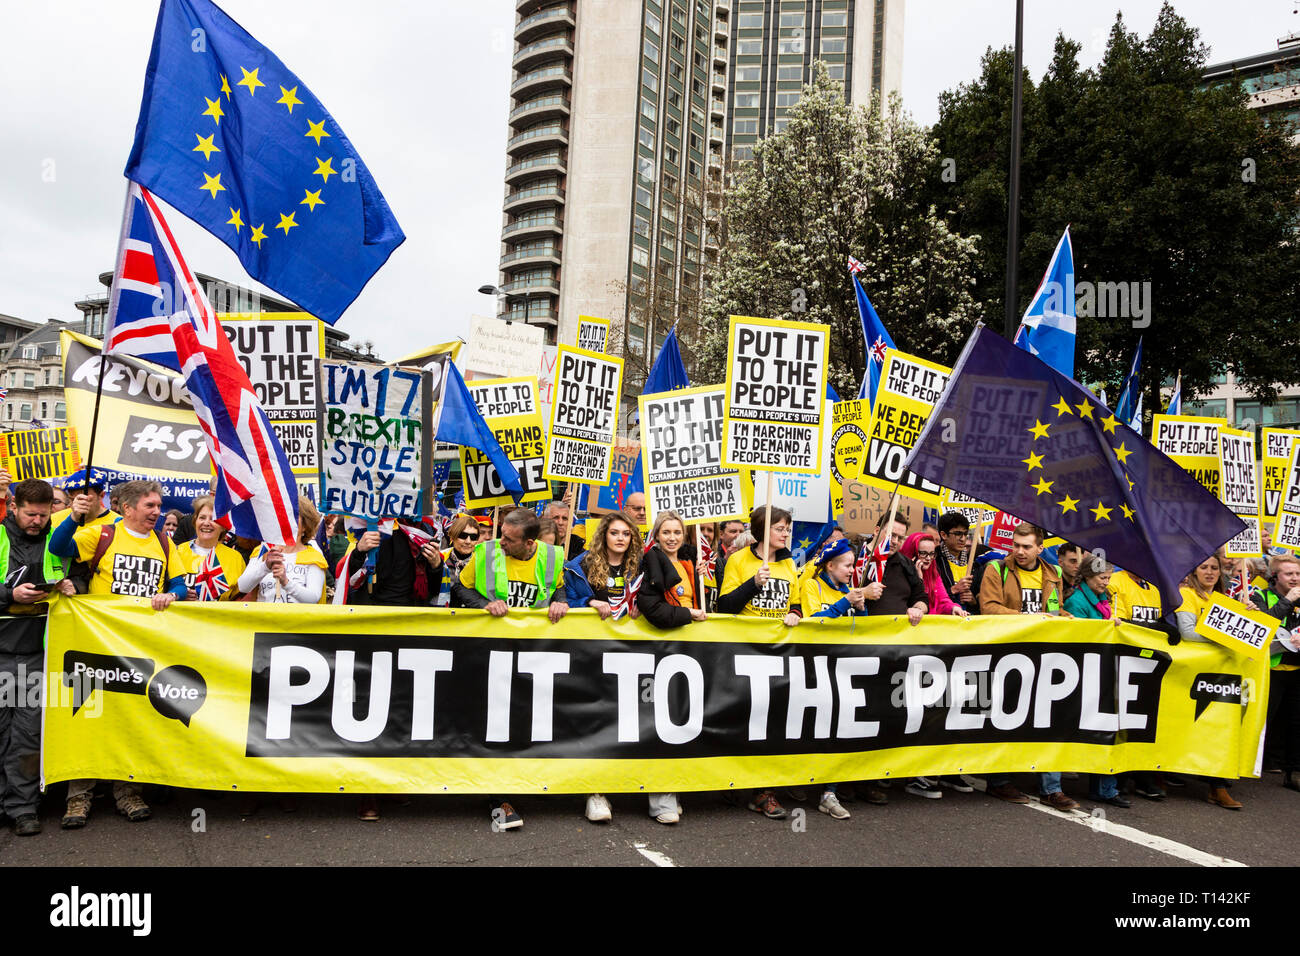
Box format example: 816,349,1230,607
696,64,981,395
931,4,1300,417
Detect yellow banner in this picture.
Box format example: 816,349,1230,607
43,598,1267,794
1263,427,1300,523
460,376,549,508
1152,414,1227,497
828,398,870,516
859,349,952,507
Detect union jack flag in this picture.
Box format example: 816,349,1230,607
194,549,230,601
611,573,643,620
851,540,872,588
867,531,892,585
847,255,866,275
103,182,298,545
0,387,8,402
869,336,890,365
697,534,715,576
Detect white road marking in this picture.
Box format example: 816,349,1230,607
631,840,678,867
970,778,1246,867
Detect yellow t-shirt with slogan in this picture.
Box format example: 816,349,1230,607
70,523,178,597
52,508,120,531
459,544,566,608
1017,565,1045,614
721,546,799,618
1109,570,1162,626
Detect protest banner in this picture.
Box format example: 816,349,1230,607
829,398,871,516
221,311,324,488
44,599,1266,794
593,439,641,513
639,385,746,526
722,315,829,476
749,396,835,523
1218,425,1262,558
460,376,549,508
1195,594,1279,660
1152,414,1227,497
841,479,925,535
859,349,952,507
1262,428,1300,522
461,315,545,381
576,315,610,354
989,510,1023,553
545,345,623,485
538,343,558,422
0,425,80,482
940,488,997,527
316,360,431,519
60,330,209,511
1275,439,1300,552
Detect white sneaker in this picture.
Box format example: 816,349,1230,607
655,811,680,825
585,793,612,823
818,792,851,820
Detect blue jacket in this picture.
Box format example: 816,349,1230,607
564,551,595,607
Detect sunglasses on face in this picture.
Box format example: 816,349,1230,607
458,532,479,541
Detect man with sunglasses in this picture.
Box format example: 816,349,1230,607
935,512,992,615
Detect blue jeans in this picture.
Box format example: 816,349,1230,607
1091,775,1118,799
1039,772,1062,795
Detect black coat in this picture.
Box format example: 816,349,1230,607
0,513,56,653
637,547,695,629
864,552,927,616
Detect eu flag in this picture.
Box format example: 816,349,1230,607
124,0,405,325
905,326,1244,616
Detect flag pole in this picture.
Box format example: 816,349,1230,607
79,181,136,523
762,471,774,570
1003,0,1025,340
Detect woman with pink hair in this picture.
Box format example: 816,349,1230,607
900,532,969,618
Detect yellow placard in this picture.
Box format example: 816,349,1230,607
828,398,870,516
722,315,830,476
858,349,952,507
1152,413,1227,497
1218,425,1262,559
1195,593,1279,659
0,426,80,482
575,315,610,354
545,344,623,485
1274,438,1300,553
1263,427,1300,523
460,376,550,508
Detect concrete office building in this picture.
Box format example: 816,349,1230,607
497,0,903,384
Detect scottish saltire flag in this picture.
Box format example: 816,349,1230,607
627,326,690,497
1017,227,1076,378
437,363,524,503
1167,372,1182,414
904,325,1245,616
124,0,404,324
104,182,299,545
852,273,896,406
1114,337,1144,430
194,549,230,601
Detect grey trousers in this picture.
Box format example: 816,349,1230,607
0,651,43,817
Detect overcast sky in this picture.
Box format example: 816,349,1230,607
1,0,1294,358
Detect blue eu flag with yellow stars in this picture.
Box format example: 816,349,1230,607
905,325,1244,617
124,0,405,325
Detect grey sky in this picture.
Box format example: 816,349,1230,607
0,1,1293,357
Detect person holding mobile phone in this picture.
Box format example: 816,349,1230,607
0,479,75,837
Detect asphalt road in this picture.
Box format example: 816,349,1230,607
3,772,1296,868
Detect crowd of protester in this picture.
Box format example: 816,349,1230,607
0,465,1292,837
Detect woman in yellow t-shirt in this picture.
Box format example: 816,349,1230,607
718,506,800,822
1175,554,1242,810
177,495,246,601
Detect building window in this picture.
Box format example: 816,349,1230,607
646,10,661,33
738,12,763,28
776,92,801,107
636,185,653,208
635,215,651,238
773,117,790,132
735,92,759,108
640,127,656,149
643,68,659,93
641,97,657,121
23,372,35,389
645,39,660,64
823,11,848,27
736,66,761,82
667,89,682,111
40,402,47,419
737,38,762,56
777,65,803,81
824,63,845,79
780,12,805,27
734,119,758,135
632,247,650,268
55,402,66,421
821,37,846,54
1187,399,1227,418
21,345,36,359
671,32,684,52
777,36,803,54
639,156,656,181
19,404,31,421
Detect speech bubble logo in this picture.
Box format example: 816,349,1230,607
1190,672,1243,720
62,651,154,715
147,665,207,727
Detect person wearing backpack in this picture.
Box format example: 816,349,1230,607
0,479,76,836
49,479,187,829
978,522,1075,809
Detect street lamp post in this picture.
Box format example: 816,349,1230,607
477,284,526,325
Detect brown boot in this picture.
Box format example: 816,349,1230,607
1206,787,1242,810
